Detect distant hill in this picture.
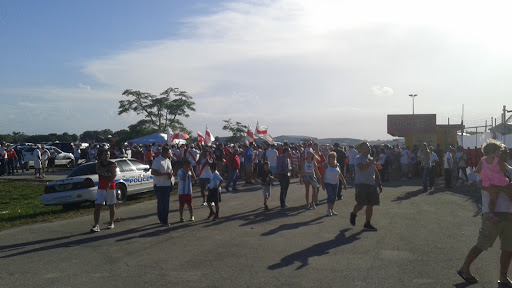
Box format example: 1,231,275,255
274,135,403,146
216,135,403,147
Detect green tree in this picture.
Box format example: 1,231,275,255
118,87,195,134
80,129,114,143
222,119,248,143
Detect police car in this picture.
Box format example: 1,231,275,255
42,158,154,209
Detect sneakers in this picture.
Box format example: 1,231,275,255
307,204,312,210
311,203,316,210
202,201,207,206
189,216,195,222
90,225,100,232
264,204,270,211
327,209,338,216
364,222,378,231
107,223,115,229
179,217,185,223
350,212,357,226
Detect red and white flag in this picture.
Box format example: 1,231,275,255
171,132,189,142
205,127,215,145
255,122,274,144
197,131,205,144
166,127,174,145
246,125,255,142
255,123,268,136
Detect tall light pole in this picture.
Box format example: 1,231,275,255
409,94,418,114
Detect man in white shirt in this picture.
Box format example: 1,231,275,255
151,146,174,226
400,145,411,180
33,145,42,179
428,146,439,189
444,146,454,188
347,145,359,181
265,144,279,175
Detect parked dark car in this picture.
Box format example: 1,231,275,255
50,142,75,154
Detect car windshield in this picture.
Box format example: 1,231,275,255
51,147,63,154
67,163,97,177
129,159,149,171
23,147,36,153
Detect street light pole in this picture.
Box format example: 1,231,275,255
409,94,418,114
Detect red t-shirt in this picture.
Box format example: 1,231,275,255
7,151,17,159
98,161,116,190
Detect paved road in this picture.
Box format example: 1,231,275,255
0,176,502,288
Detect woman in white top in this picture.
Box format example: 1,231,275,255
455,146,469,183
300,151,321,210
321,152,347,216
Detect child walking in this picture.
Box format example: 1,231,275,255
207,163,223,221
260,161,274,210
178,160,196,222
475,139,512,222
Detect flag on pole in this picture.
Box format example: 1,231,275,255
197,131,205,144
205,127,215,145
166,127,174,145
246,125,255,143
171,132,189,141
255,122,268,136
255,122,274,144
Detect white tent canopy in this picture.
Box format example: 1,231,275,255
458,132,512,148
127,133,167,145
127,133,187,146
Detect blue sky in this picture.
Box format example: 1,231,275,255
1,0,512,140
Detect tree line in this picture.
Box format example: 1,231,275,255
0,86,253,145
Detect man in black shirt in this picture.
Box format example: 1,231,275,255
333,142,347,200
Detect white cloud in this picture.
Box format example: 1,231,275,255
371,86,394,97
3,0,512,140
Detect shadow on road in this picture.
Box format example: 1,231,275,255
260,215,324,236
0,223,163,259
267,228,364,270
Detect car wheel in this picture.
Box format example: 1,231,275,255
115,184,127,204
62,203,81,210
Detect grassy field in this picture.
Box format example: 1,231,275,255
0,179,161,231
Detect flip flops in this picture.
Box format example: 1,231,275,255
457,270,478,283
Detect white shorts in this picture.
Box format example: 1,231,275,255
34,160,41,169
95,189,117,205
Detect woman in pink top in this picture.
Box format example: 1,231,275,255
475,139,512,222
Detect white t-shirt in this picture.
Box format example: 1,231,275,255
266,149,278,166
151,155,173,186
186,149,199,166
378,153,386,165
455,152,467,167
41,149,50,161
444,152,452,169
33,149,41,161
347,149,358,164
197,158,212,179
400,150,410,164
208,171,223,189
430,152,439,166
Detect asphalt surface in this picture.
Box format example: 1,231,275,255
0,173,504,288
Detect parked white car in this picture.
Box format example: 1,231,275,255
22,146,75,169
41,158,154,209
